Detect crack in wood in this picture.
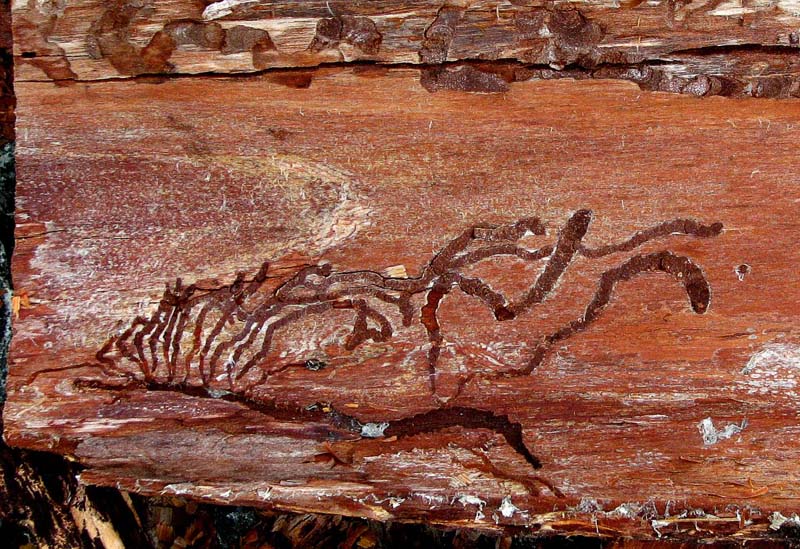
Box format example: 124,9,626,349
20,1,800,98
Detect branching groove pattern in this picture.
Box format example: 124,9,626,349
81,210,722,488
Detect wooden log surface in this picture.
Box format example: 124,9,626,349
11,0,800,97
8,0,800,543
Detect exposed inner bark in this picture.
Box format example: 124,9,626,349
12,0,800,98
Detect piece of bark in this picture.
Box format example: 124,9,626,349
9,0,800,99
7,63,800,540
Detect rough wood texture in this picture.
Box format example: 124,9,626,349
11,0,800,97
9,68,800,541
8,0,800,544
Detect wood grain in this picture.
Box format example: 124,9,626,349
8,66,800,539
11,0,800,98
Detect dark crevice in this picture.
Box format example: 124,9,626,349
6,52,769,82
20,52,800,98
663,43,800,57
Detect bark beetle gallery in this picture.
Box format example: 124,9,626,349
61,210,722,495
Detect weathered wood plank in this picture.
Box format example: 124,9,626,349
11,0,800,98
7,67,800,539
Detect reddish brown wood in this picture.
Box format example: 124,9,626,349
9,1,800,544
7,64,800,540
